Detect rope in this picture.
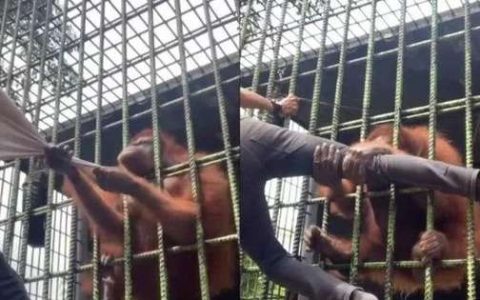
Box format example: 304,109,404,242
173,0,210,298
147,0,169,298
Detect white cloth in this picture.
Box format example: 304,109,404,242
0,89,98,169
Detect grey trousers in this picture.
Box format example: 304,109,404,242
240,117,478,300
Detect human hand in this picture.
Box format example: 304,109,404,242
277,94,299,117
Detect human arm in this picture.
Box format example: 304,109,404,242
240,88,299,117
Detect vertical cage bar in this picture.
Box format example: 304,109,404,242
147,0,169,298
121,0,133,298
424,0,438,298
330,0,351,140
265,0,309,296
260,9,290,287
259,0,288,122
286,0,307,96
240,0,254,50
5,0,22,95
384,0,407,298
173,0,210,298
2,0,32,264
10,0,40,270
310,0,331,232
287,0,308,257
202,0,242,296
463,1,476,299
0,0,10,55
16,0,40,281
201,0,240,245
250,0,274,93
349,0,377,284
42,0,70,297
260,3,289,275
19,0,53,280
321,0,352,238
0,0,23,260
66,0,88,298
91,0,106,298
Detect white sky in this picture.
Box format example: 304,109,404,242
2,0,238,132
241,0,477,75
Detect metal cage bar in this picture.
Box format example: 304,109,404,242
147,0,169,299
241,0,480,299
384,0,407,298
173,0,212,298
0,0,239,299
42,0,70,297
463,1,477,299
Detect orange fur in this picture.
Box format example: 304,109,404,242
317,124,480,294
63,132,238,300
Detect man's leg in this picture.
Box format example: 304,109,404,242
369,154,479,199
243,118,480,198
0,252,29,300
240,175,358,299
240,136,376,300
241,118,346,180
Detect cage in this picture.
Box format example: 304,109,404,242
0,0,240,299
240,0,480,299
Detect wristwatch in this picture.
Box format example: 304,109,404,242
269,98,282,117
